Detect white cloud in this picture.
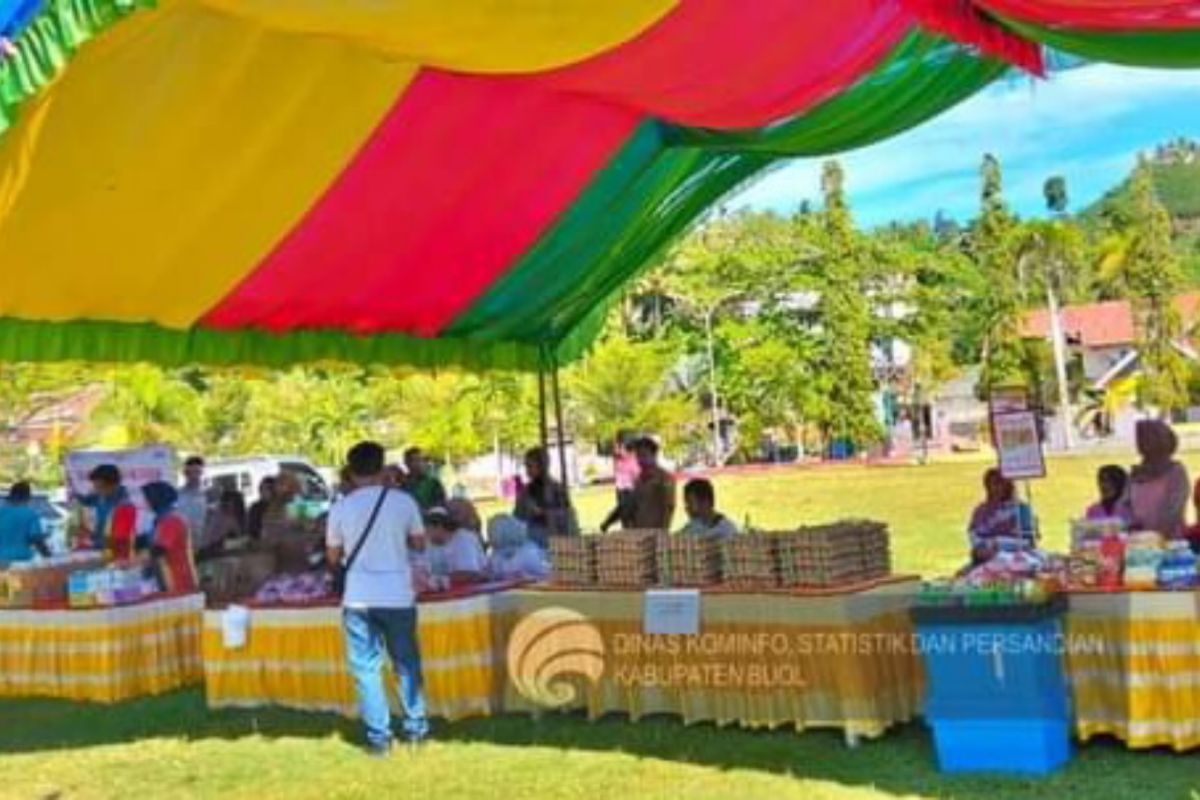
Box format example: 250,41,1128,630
731,64,1200,225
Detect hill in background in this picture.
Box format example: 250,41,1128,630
1083,138,1200,278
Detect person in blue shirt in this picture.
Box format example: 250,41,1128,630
0,482,50,564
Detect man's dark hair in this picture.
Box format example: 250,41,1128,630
632,436,660,456
403,447,422,461
88,464,122,486
7,481,32,503
525,447,548,468
185,456,205,468
347,442,386,478
683,478,715,506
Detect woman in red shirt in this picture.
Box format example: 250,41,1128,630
141,482,198,593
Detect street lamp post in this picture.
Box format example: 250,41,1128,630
704,304,721,467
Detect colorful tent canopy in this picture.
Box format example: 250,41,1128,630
0,0,1198,372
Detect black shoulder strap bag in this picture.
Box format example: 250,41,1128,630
332,487,389,596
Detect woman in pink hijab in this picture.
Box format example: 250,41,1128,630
1128,419,1190,539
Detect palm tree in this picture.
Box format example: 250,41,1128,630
1015,213,1085,449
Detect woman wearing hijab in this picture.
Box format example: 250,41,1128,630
967,467,1036,565
487,515,549,581
1184,479,1200,555
1129,419,1190,539
142,482,198,593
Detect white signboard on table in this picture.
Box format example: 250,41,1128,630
65,446,177,530
993,412,1046,480
643,589,701,635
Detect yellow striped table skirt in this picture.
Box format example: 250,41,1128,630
502,580,924,739
203,592,515,720
0,593,204,703
1066,591,1200,751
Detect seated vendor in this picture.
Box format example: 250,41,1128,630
1085,465,1132,524
141,482,198,593
197,490,246,561
967,468,1036,565
487,515,549,581
0,482,51,563
425,506,487,585
1128,419,1190,539
258,471,323,575
678,479,739,540
447,497,485,546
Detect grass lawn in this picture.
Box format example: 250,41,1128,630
4,453,1200,799
0,691,1197,800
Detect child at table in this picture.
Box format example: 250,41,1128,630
1085,465,1132,524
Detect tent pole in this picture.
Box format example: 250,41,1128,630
551,357,571,507
538,356,550,457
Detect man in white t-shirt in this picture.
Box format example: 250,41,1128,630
326,441,428,755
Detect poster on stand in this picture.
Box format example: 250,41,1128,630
993,412,1046,480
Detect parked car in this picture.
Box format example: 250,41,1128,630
203,456,331,513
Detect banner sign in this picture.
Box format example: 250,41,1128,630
65,446,178,530
993,411,1046,480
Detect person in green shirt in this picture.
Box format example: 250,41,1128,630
402,447,447,511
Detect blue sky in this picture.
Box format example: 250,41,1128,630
730,65,1200,228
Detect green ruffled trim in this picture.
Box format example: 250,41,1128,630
1001,17,1200,68
0,0,153,137
455,33,1001,364
0,316,548,371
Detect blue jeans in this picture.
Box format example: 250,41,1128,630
342,607,429,747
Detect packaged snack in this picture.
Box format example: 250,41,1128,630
1157,542,1199,589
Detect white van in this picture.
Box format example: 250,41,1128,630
203,456,331,508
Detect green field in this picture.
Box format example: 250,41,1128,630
4,454,1200,800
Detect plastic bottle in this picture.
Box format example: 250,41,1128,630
1099,532,1125,590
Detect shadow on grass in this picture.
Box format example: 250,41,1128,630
0,690,357,753
2,691,1197,800
441,711,1200,800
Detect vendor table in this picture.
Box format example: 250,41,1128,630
503,577,923,741
1066,590,1200,751
202,583,518,721
0,593,204,703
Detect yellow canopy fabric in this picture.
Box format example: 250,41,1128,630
0,1,416,329
195,0,679,73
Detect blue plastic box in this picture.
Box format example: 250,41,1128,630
928,718,1072,775
913,602,1072,775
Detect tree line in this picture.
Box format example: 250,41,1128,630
1,145,1195,482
